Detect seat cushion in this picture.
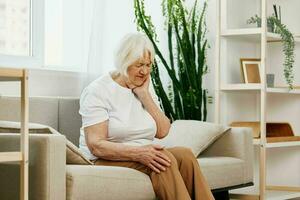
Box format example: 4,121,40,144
66,165,156,200
66,157,247,199
198,156,246,190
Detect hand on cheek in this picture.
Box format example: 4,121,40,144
133,76,150,99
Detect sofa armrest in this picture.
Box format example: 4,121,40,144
0,134,66,200
200,127,254,183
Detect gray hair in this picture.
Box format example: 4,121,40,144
114,33,155,76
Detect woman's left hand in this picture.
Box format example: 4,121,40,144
133,76,150,99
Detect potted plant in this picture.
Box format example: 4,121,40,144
134,0,209,121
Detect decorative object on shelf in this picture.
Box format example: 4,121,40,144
240,58,261,83
269,16,295,90
266,74,275,88
247,5,295,90
230,121,300,143
230,121,260,138
246,14,275,32
134,0,209,121
246,5,281,33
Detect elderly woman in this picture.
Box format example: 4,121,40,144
79,33,214,200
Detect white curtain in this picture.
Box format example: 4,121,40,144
85,0,139,85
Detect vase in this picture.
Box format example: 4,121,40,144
266,74,275,88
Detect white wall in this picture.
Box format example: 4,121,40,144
0,0,299,188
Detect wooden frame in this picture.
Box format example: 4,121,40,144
240,58,261,83
0,67,29,200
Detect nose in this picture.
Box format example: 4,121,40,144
140,66,148,75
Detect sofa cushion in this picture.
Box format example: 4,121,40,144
66,156,246,199
66,165,156,200
58,98,82,147
0,120,92,165
198,156,245,190
0,96,59,130
156,120,230,157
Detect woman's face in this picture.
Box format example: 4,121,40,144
127,52,152,87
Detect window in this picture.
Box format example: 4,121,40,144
0,0,31,56
44,0,93,72
0,0,94,72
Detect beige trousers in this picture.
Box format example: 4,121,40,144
94,147,215,200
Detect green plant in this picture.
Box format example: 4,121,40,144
269,16,295,89
246,14,275,32
247,5,295,89
134,0,209,121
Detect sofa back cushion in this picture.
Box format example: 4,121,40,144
0,96,59,129
0,96,82,146
58,98,81,146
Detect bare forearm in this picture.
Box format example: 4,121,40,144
139,93,171,138
91,140,140,161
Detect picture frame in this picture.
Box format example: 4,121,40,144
240,58,261,83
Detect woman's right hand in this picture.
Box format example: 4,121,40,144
136,144,171,173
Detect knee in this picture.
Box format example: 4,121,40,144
161,149,178,167
176,147,195,158
171,147,197,165
163,150,176,162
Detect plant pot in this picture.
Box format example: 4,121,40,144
257,22,274,33
267,24,274,32
266,74,275,87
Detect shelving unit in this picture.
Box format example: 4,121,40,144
215,0,300,199
0,68,29,200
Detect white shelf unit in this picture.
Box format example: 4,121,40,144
0,68,29,200
215,0,300,199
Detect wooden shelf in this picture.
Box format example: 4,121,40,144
0,68,24,81
0,152,22,163
230,186,300,200
221,28,300,43
267,87,300,95
220,84,300,94
253,138,300,148
220,83,261,91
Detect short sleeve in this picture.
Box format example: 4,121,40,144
149,80,162,111
79,87,109,128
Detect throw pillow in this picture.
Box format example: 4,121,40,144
0,120,93,165
155,120,230,157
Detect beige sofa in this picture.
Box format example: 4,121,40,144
0,96,254,200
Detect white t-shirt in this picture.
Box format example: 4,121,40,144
78,72,160,160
